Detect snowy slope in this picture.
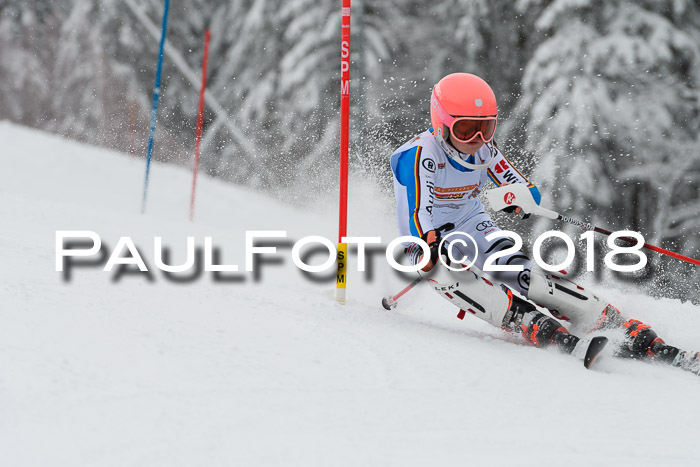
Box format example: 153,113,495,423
1,121,699,467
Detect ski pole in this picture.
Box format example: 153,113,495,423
380,222,456,310
485,184,700,267
556,215,700,266
382,278,422,310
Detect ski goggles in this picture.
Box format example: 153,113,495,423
431,91,497,143
449,117,497,143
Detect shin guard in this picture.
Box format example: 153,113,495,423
422,265,512,328
528,269,608,331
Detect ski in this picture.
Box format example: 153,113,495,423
583,336,609,369
672,349,700,376
648,340,700,376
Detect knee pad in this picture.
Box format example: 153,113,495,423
422,265,512,328
527,269,608,331
477,237,535,298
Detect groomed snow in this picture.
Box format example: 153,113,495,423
1,122,698,466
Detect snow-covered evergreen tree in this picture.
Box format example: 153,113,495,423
0,3,56,126
513,0,700,298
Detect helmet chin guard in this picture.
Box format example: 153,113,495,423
434,128,494,171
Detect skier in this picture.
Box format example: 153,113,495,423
390,72,699,373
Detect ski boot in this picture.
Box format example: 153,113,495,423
617,318,700,376
504,293,608,368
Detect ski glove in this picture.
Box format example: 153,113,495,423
419,230,441,272
416,223,455,272
503,184,541,217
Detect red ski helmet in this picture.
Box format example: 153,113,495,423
430,73,498,141
430,73,498,170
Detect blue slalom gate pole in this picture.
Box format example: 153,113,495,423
141,0,171,214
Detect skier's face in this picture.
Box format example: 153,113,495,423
448,133,486,154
